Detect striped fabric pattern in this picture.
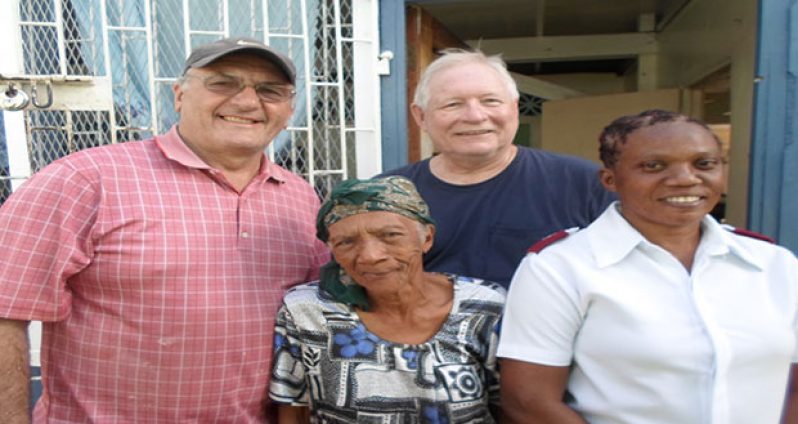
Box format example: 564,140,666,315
0,127,329,423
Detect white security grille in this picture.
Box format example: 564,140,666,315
26,110,112,171
1,0,382,203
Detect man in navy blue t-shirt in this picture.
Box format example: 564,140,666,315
381,49,615,288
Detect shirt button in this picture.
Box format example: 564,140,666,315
241,231,250,238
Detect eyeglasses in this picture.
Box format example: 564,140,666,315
184,73,296,103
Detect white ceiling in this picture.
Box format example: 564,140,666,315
409,0,691,73
411,0,691,38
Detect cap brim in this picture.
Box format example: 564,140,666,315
187,46,296,84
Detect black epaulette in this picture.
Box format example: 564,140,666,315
527,228,578,253
721,224,776,244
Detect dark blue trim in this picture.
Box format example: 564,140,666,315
30,366,42,412
378,0,408,172
751,0,798,253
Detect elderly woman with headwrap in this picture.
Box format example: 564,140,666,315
269,176,506,423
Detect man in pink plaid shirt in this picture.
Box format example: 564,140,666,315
0,37,329,423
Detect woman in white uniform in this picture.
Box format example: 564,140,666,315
498,109,798,424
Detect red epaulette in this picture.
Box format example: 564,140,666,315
527,228,577,253
721,224,776,244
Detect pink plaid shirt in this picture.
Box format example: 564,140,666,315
0,126,329,423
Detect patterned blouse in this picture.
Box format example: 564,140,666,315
269,275,506,423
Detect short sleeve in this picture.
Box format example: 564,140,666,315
497,253,583,366
269,303,309,405
0,162,98,321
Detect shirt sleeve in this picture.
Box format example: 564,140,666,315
0,162,98,321
497,253,583,366
269,303,309,405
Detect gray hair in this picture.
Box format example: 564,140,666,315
413,48,519,110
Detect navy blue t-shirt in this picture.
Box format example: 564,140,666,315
381,147,616,288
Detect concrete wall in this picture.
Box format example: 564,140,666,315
656,0,757,227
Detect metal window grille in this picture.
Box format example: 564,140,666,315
2,0,381,204
27,110,112,172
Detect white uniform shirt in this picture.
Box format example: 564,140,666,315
499,203,798,424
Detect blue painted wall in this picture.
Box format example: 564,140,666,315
751,0,798,254
379,0,408,172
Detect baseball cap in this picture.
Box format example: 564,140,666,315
183,37,296,84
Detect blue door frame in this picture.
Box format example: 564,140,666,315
751,0,798,254
379,0,409,172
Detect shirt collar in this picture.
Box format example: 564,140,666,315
588,201,763,270
699,216,764,270
153,125,287,183
588,202,645,268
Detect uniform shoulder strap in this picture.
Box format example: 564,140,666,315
527,228,578,253
721,224,776,244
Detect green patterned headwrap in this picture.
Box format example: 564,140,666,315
316,176,436,310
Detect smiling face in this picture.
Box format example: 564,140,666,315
173,52,294,166
412,61,519,162
327,211,433,297
600,120,727,237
